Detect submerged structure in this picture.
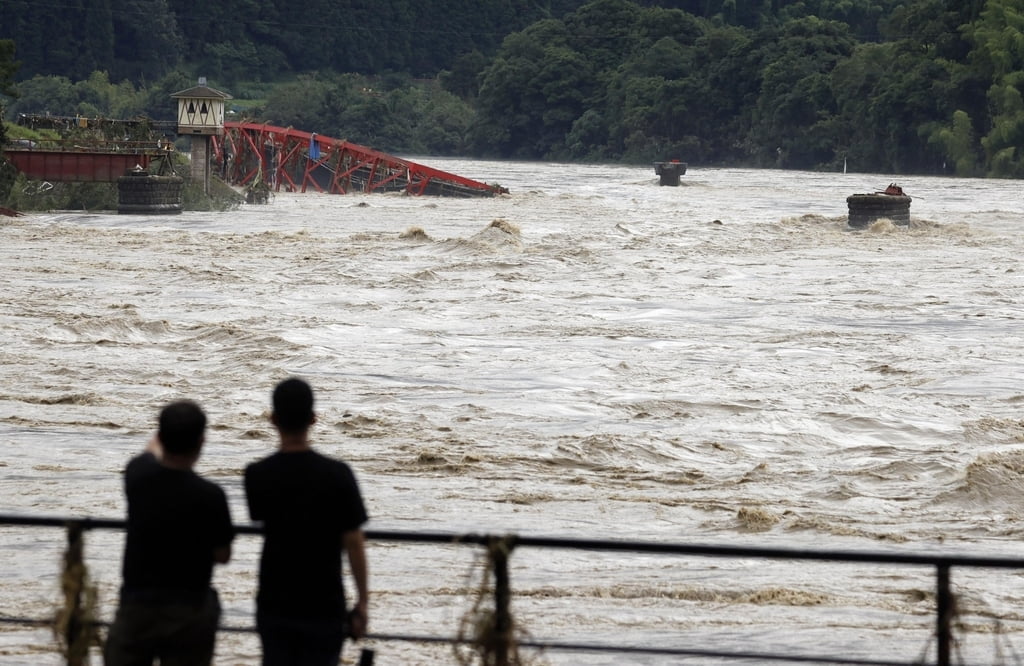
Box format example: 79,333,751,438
213,122,507,198
117,166,183,214
847,184,911,228
654,160,687,186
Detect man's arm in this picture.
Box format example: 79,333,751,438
243,466,263,521
212,487,235,565
344,529,369,639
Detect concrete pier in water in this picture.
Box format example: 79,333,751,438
847,184,911,228
654,160,687,186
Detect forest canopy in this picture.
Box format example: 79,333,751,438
2,0,1022,177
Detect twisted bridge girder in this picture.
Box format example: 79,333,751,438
212,122,506,198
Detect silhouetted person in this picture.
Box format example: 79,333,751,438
105,400,234,666
245,377,369,665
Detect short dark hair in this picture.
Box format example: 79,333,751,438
158,400,207,455
273,377,315,434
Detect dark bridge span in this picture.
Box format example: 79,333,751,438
3,146,155,182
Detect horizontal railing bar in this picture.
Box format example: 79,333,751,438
3,514,1023,570
0,617,935,665
0,615,53,627
370,633,918,665
514,639,914,665
0,515,126,530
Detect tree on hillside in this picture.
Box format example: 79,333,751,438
439,50,490,99
472,19,586,158
688,24,758,163
0,0,111,80
111,0,184,82
1,38,21,202
965,0,1024,176
0,39,17,99
747,17,856,169
602,32,705,161
927,109,979,176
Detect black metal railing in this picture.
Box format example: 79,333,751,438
2,513,1022,665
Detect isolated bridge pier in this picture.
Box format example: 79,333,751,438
117,167,184,214
654,160,687,186
847,184,912,228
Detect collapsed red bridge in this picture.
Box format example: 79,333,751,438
212,122,507,198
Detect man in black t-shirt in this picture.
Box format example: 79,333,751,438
105,400,235,666
245,377,369,666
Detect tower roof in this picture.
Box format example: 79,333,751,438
171,85,232,100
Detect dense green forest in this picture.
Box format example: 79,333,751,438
2,0,1023,177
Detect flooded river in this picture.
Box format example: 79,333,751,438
1,160,1022,664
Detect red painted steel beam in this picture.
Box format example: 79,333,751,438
5,149,152,182
216,121,506,197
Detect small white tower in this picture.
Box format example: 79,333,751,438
171,77,232,193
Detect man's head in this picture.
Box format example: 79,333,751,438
272,377,315,435
157,400,207,456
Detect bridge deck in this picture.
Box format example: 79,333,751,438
4,147,155,182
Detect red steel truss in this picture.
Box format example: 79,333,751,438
212,122,506,197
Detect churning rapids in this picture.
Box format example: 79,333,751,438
1,160,1022,665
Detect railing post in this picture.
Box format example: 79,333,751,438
489,535,516,666
936,564,952,666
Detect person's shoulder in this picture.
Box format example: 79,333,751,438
245,452,276,474
188,473,229,510
125,451,159,476
316,452,360,487
192,467,226,490
127,451,157,466
313,449,353,471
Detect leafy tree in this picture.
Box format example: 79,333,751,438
691,24,758,163
981,76,1024,177
746,17,855,168
564,0,643,70
0,38,18,101
109,0,182,81
0,38,20,203
5,75,79,118
414,87,475,155
636,7,706,47
472,19,584,158
439,50,490,99
0,0,107,80
828,42,892,169
603,35,705,161
137,69,197,122
260,74,346,132
829,40,957,173
926,109,979,176
881,0,973,59
965,0,1024,176
565,108,610,159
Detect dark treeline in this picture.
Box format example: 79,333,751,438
0,0,584,82
2,0,1023,177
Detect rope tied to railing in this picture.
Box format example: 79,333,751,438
54,522,102,665
455,534,540,666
